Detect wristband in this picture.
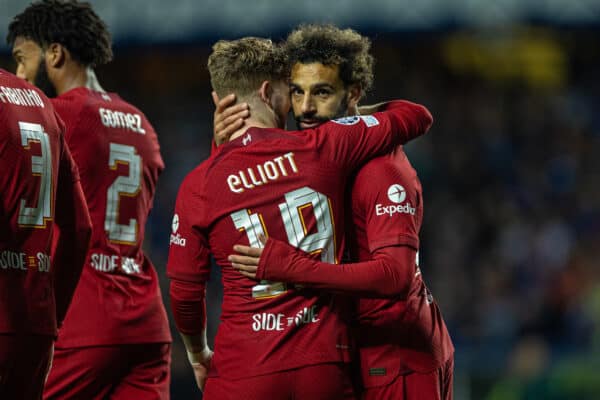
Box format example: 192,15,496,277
187,350,204,365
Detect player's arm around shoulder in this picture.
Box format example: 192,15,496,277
372,100,433,140
313,99,433,172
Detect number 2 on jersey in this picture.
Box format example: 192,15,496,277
105,143,141,244
231,186,336,299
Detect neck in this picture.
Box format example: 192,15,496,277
229,103,277,141
55,65,105,95
229,118,272,141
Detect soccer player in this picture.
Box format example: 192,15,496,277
221,24,455,400
167,37,432,399
0,68,91,399
7,1,172,398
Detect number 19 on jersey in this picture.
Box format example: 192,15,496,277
231,186,337,299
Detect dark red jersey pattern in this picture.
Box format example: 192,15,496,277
51,88,171,347
168,101,433,380
349,147,454,387
0,69,90,336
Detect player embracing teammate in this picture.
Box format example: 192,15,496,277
218,25,455,400
3,2,451,398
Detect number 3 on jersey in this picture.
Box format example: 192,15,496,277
18,122,53,228
105,143,141,244
231,186,337,299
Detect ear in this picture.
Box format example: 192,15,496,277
258,80,272,105
346,84,363,109
45,43,67,68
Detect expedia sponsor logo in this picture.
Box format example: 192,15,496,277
387,184,406,203
170,213,186,246
375,184,416,216
375,203,416,216
172,214,180,233
170,233,186,247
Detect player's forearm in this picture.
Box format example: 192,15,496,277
380,100,433,144
169,279,208,336
180,331,209,355
258,239,416,298
170,279,211,365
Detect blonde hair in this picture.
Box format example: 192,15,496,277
208,37,289,99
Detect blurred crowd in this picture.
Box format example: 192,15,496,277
3,27,598,399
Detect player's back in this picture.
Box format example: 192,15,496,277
172,108,419,379
169,101,433,379
51,88,170,347
0,69,66,335
182,129,360,379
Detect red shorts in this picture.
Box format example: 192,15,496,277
203,363,356,400
0,334,53,400
361,357,454,400
43,343,171,400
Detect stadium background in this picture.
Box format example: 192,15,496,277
1,0,599,398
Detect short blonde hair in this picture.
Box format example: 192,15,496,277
208,37,289,99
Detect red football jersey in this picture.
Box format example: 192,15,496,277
168,101,433,380
0,69,89,336
349,147,454,387
51,88,171,347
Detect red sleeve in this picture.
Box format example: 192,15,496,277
169,279,207,335
257,238,417,298
315,100,432,171
166,175,211,283
166,174,211,333
352,152,421,252
52,137,92,327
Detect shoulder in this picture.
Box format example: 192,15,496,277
111,93,144,114
51,90,89,124
0,72,53,113
0,69,28,89
353,147,421,197
179,162,209,196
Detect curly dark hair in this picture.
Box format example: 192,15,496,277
284,24,374,92
7,0,113,67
